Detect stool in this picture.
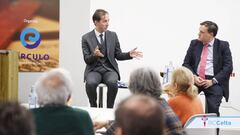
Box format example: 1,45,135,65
97,83,107,108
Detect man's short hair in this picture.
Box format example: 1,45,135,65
200,21,218,37
92,9,108,24
35,68,73,106
0,102,35,135
115,95,164,135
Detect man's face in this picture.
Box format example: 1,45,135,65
95,14,109,33
198,25,213,44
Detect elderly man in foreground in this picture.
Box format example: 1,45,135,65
31,68,94,135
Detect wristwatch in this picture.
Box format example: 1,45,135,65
212,78,218,85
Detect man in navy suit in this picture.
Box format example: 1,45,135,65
183,21,233,116
82,9,142,108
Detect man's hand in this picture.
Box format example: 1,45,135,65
94,46,104,57
194,75,213,89
202,79,213,89
129,47,143,59
93,121,108,131
194,75,205,86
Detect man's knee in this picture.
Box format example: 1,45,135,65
86,80,99,89
105,80,118,88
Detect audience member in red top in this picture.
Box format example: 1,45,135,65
167,67,204,125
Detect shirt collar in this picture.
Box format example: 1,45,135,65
208,38,215,47
94,29,105,37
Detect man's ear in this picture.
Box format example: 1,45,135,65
115,127,123,135
210,32,214,37
94,20,97,26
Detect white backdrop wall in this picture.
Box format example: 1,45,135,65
59,0,91,106
90,0,240,109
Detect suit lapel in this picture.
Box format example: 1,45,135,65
213,38,219,75
105,31,111,56
196,42,203,65
90,30,98,50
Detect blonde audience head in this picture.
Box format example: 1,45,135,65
34,68,73,106
170,67,198,98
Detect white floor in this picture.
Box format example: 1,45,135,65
220,130,240,135
219,103,240,135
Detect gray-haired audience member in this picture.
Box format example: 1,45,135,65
128,67,162,98
0,102,35,135
94,67,187,135
115,95,164,135
128,67,186,135
31,68,94,135
35,68,73,106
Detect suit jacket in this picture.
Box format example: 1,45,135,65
183,38,233,101
31,105,94,135
82,30,132,80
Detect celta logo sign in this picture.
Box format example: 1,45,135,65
186,116,240,128
201,115,208,127
20,28,41,49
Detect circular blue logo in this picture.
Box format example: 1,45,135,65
20,28,41,49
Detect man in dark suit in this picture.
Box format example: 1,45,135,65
183,21,233,116
82,9,142,108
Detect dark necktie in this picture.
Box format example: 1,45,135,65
99,34,104,45
99,33,105,55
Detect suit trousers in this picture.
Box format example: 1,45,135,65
85,67,118,108
198,76,223,116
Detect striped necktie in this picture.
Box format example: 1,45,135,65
99,33,104,44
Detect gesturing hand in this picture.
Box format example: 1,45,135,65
94,46,104,57
129,47,143,59
93,121,108,131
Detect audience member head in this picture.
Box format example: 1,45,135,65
115,95,164,135
170,67,198,98
128,67,162,99
0,102,35,135
35,68,73,106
